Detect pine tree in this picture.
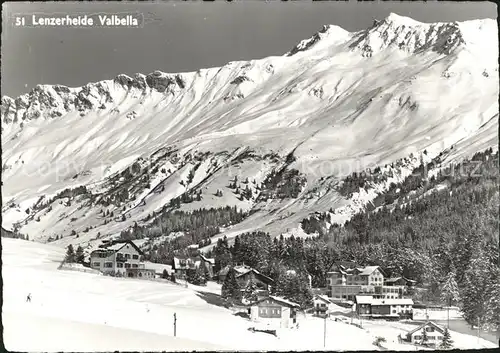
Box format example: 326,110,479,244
421,328,428,346
243,278,259,304
461,244,492,328
439,328,453,349
221,267,241,301
75,245,85,264
483,267,500,331
273,270,313,308
441,268,460,306
65,244,76,263
187,266,206,286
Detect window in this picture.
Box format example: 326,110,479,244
132,254,139,260
414,335,421,340
125,263,131,268
392,309,396,314
117,263,123,268
92,262,100,267
132,264,138,268
104,262,113,268
125,254,131,259
426,327,434,332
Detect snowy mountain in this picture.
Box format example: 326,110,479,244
1,13,498,250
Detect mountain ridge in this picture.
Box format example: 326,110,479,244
1,13,498,251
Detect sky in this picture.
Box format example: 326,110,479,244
1,1,497,98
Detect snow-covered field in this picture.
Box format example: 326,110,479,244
413,307,463,321
2,238,497,351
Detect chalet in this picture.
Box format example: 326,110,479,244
90,240,146,276
218,265,274,292
355,295,414,319
313,295,337,317
406,321,446,346
172,254,215,279
248,296,300,329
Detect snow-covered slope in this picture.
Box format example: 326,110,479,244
1,13,498,247
3,238,496,351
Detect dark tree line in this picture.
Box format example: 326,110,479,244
64,244,85,264
257,168,307,201
299,148,499,330
122,206,247,264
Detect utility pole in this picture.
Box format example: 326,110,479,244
324,315,327,348
323,309,330,348
477,317,480,344
447,298,450,329
174,313,177,337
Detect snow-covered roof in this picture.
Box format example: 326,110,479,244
144,261,172,274
356,266,381,276
252,295,300,308
235,268,274,284
314,295,334,304
269,296,300,308
373,298,414,305
218,264,254,276
98,240,144,255
407,321,445,335
355,296,414,306
199,253,215,265
384,277,403,283
106,243,127,251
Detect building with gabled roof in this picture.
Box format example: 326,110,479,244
247,296,300,329
384,276,417,287
218,265,274,292
172,253,215,279
313,294,336,316
406,321,446,346
355,295,414,319
327,263,410,301
90,240,151,278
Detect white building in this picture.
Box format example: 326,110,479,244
90,240,149,277
355,295,414,319
327,263,406,300
313,295,337,316
248,296,300,329
406,321,446,346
